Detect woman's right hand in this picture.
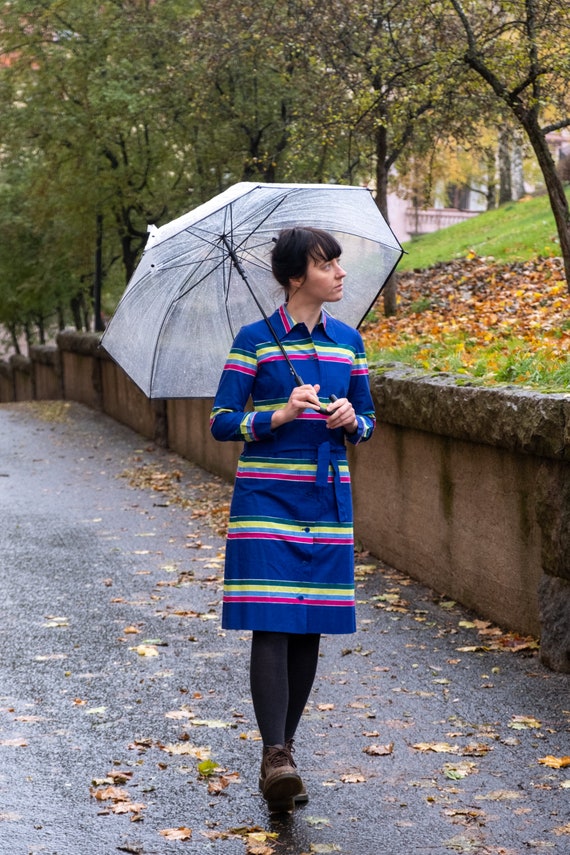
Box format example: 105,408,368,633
271,384,322,429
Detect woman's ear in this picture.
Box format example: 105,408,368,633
288,275,303,293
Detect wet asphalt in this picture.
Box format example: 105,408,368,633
0,400,568,855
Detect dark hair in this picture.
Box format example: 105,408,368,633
271,227,342,290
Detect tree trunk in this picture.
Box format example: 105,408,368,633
486,150,496,209
511,129,525,201
522,114,570,286
9,324,21,355
93,213,104,332
498,126,512,205
375,124,398,316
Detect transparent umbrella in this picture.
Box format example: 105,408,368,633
100,182,403,398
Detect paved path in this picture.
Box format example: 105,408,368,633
0,401,568,855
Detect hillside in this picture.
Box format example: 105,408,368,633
362,195,570,391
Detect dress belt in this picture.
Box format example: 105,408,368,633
316,441,351,522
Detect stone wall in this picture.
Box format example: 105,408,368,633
1,336,568,672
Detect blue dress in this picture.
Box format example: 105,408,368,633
210,305,375,635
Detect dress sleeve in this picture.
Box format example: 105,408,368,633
209,328,275,443
344,331,376,446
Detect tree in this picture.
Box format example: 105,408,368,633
290,0,484,313
0,0,202,341
444,0,570,285
183,0,349,188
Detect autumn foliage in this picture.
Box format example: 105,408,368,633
362,256,569,388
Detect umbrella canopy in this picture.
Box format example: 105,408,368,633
100,182,403,398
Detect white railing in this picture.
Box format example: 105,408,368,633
405,207,480,236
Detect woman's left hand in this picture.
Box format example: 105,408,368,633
325,397,358,434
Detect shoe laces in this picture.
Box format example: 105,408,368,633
264,746,292,768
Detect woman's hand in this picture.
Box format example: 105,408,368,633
271,383,323,429
324,397,358,433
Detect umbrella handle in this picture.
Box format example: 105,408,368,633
318,393,337,416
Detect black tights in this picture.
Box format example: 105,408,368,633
250,631,321,747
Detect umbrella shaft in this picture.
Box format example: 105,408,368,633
222,234,305,387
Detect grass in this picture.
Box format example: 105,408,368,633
398,189,569,271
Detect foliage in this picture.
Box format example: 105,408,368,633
440,0,570,283
1,0,570,351
362,255,570,391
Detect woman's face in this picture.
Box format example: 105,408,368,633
289,254,346,305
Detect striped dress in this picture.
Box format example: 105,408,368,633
210,304,375,635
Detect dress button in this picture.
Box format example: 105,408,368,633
297,595,304,601
303,526,310,533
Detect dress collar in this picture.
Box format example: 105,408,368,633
277,303,332,336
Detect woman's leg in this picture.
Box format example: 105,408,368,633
250,630,289,746
285,633,321,742
250,631,321,745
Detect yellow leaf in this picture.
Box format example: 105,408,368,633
412,742,460,754
509,715,541,730
161,742,211,759
538,755,570,769
130,644,159,657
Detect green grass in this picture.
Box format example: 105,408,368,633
398,189,569,272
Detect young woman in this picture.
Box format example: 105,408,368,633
210,226,375,813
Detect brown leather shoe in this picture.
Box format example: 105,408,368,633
286,738,309,805
259,744,303,813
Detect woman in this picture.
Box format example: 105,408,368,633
210,226,375,813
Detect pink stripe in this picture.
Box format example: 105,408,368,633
227,363,256,376
236,472,349,483
236,472,315,481
227,532,352,545
279,305,292,332
249,413,259,441
224,596,354,606
259,353,314,363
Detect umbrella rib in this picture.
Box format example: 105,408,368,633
221,234,304,388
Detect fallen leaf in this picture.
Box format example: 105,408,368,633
305,816,331,828
475,789,521,801
107,770,134,784
509,715,541,730
340,773,366,783
90,786,130,802
159,826,192,840
130,644,159,657
413,742,460,754
363,743,393,756
310,845,341,853
161,743,211,759
538,755,570,769
443,761,478,780
552,824,570,836
0,738,27,747
198,759,219,777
